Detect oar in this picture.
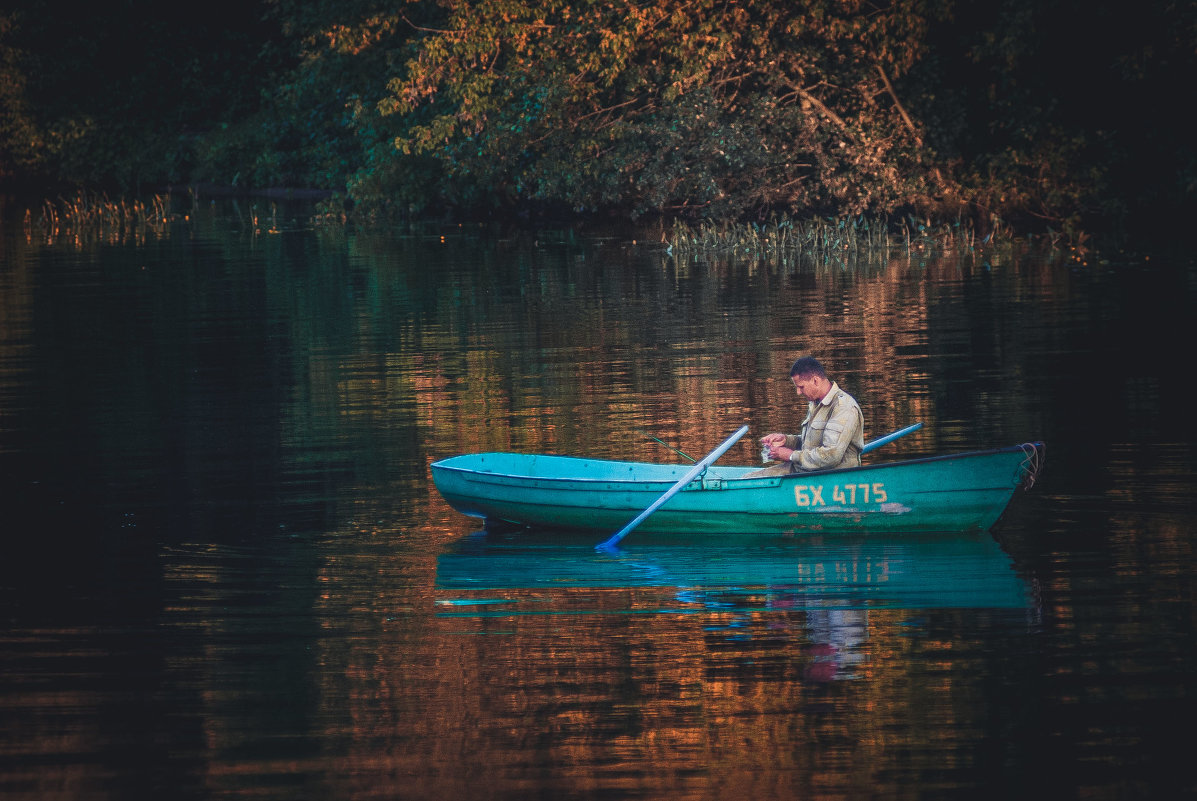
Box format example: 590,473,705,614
862,421,922,454
597,424,749,551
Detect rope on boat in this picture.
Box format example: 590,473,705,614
1017,442,1045,489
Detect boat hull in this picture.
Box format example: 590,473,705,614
430,443,1044,535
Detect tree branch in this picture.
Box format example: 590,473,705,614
784,82,849,132
874,63,920,145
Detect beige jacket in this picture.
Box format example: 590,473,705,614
782,382,864,472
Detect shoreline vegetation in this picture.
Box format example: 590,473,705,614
3,2,1194,256
20,188,307,243
19,187,1097,267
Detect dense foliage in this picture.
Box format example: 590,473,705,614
2,0,1195,236
363,0,943,220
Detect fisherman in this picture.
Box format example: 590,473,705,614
746,356,864,477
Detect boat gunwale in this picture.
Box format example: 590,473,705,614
431,442,1044,487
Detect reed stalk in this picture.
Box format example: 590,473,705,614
666,213,1013,263
25,190,175,245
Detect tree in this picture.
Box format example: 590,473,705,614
0,0,281,191
0,12,40,181
365,0,952,219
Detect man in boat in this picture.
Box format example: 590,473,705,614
746,356,864,477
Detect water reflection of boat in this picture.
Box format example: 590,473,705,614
434,531,1035,611
430,444,1045,535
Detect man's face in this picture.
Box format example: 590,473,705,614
791,373,825,402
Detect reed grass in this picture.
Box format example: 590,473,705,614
24,190,173,245
665,214,1014,262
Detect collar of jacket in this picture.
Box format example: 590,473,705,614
817,381,843,407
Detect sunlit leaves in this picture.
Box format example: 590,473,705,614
366,0,946,219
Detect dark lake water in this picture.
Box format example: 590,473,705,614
2,198,1195,800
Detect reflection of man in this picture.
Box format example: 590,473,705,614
805,607,869,682
748,356,864,478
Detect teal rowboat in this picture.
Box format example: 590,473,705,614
430,442,1045,536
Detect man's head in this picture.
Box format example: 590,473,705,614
789,356,832,402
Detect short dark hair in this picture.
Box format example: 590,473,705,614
789,356,826,379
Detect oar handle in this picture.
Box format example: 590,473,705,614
862,422,923,454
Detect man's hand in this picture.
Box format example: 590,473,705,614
760,433,790,462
